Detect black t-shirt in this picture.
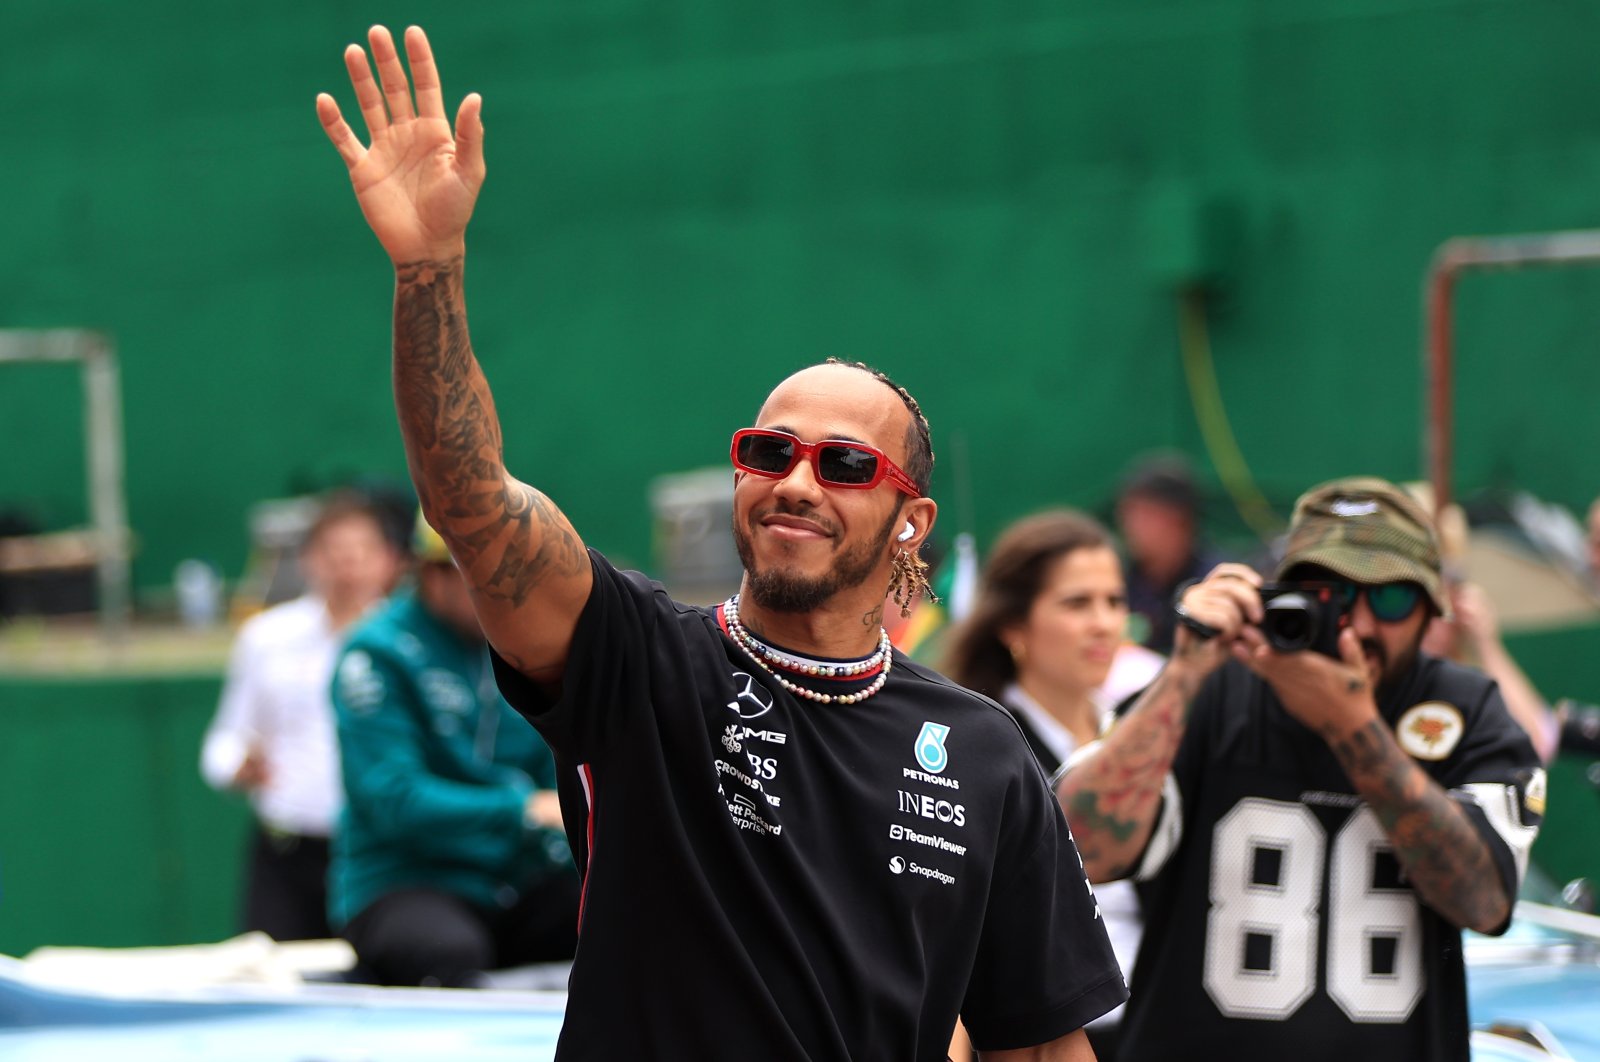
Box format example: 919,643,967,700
1124,547,1221,653
492,551,1127,1061
1119,657,1545,1062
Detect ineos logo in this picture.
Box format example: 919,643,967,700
726,671,774,720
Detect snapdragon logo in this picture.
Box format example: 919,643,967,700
889,853,955,885
908,862,956,886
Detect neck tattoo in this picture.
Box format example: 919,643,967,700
722,595,892,705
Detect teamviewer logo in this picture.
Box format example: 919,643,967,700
889,824,904,840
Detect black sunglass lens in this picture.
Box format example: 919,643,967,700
818,444,878,485
1368,583,1422,621
739,434,795,475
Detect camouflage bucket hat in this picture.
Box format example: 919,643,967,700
1276,476,1449,618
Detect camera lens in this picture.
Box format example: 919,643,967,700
1262,592,1318,653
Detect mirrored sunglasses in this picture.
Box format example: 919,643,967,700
1333,580,1425,623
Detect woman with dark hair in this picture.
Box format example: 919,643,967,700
944,510,1126,773
943,508,1140,1061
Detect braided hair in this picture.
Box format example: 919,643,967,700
824,358,936,615
823,357,934,494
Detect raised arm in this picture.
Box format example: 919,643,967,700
317,26,591,682
1056,564,1260,883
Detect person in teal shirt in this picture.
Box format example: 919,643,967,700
329,518,577,987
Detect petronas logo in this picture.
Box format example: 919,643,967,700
914,721,951,774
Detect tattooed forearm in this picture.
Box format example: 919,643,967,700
391,258,585,604
1063,790,1140,881
1056,662,1201,882
1330,721,1510,931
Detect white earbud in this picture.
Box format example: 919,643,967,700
898,522,916,543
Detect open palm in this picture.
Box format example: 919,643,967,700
317,26,484,263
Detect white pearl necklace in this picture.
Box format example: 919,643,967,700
722,595,892,705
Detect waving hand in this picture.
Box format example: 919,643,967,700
313,25,592,687
316,26,484,263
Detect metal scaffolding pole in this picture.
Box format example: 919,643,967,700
0,329,131,640
1423,229,1600,515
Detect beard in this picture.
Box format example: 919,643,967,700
1365,630,1424,695
733,503,900,614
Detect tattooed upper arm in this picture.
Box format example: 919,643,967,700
390,257,595,674
449,482,587,605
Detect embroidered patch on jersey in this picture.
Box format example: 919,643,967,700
1396,701,1464,761
914,721,951,774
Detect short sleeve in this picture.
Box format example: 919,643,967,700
961,767,1129,1050
491,550,667,762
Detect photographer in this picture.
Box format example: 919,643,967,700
1055,477,1546,1062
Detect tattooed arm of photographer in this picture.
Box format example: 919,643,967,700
1056,564,1262,883
1240,626,1511,933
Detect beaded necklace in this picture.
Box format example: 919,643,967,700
722,594,892,705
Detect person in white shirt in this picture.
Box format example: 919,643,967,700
201,491,403,940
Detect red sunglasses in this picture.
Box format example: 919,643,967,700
730,428,921,497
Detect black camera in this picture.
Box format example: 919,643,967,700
1257,582,1345,657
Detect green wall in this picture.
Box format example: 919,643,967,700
4,0,1600,592
0,676,249,955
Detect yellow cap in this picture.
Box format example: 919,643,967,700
412,510,453,564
